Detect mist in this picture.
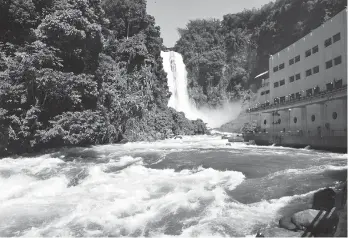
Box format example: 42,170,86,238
161,51,242,129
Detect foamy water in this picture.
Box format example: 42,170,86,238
0,136,346,237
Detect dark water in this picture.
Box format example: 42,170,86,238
0,135,346,237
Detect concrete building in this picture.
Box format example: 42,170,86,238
245,8,347,151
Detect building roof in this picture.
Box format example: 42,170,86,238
255,71,269,79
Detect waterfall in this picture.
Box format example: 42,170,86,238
161,51,241,129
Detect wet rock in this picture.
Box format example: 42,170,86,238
291,209,322,230
228,137,244,142
119,138,128,144
262,227,302,237
312,188,336,211
279,216,298,231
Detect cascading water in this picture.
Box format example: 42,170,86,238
161,51,242,128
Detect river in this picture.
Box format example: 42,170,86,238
0,135,346,237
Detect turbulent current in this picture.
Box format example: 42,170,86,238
0,136,346,237
160,51,241,128
0,51,346,237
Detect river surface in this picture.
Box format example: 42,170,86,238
0,135,347,237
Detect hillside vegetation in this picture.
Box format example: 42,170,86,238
0,0,207,157
174,0,346,108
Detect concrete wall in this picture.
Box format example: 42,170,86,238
260,113,272,131
268,9,347,102
324,99,347,133
271,98,347,136
306,104,322,136
289,107,305,131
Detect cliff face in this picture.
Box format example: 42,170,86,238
174,0,346,109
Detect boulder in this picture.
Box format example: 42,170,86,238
119,138,128,144
312,188,336,211
291,209,322,230
174,136,183,139
226,143,231,146
228,137,244,142
279,216,298,231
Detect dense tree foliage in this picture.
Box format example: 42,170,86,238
0,0,207,157
174,0,346,108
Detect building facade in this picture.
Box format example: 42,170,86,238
245,8,347,151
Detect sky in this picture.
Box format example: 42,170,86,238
147,0,273,47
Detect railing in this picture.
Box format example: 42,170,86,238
247,84,347,113
254,129,347,137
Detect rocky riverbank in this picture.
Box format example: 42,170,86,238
258,181,347,237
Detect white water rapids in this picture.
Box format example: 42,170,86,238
0,135,346,237
161,51,241,128
0,52,346,237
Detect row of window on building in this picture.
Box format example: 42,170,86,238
272,32,341,73
273,79,343,104
260,90,270,96
305,55,342,77
273,55,342,88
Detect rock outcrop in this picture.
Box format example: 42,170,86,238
290,209,322,230
267,183,347,237
279,216,298,231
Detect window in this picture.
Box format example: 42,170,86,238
295,55,300,62
274,82,279,88
293,117,297,124
326,60,333,69
306,88,313,97
264,120,267,125
290,93,295,100
306,69,312,77
295,55,301,63
289,58,294,65
261,91,265,96
280,96,285,103
305,49,311,57
265,90,270,94
332,112,338,120
313,66,319,74
312,45,319,54
296,92,301,99
334,56,342,65
273,66,279,72
279,63,285,70
335,79,343,88
280,79,285,86
333,33,341,43
324,38,332,47
278,118,281,124
326,83,333,91
296,73,301,80
311,115,315,122
314,86,320,95
289,76,295,83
